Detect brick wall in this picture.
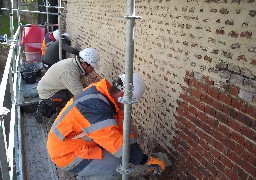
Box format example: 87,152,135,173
64,0,256,179
173,71,255,179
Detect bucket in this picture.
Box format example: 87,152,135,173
25,51,42,63
24,43,42,52
23,71,37,84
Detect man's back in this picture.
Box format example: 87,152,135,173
37,58,83,99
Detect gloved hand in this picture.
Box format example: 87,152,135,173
147,156,166,174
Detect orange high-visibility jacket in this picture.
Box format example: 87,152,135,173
41,32,55,55
47,79,144,173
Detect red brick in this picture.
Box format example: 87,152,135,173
198,165,210,178
198,139,209,152
198,81,208,93
177,106,187,116
246,154,256,170
214,160,226,173
219,155,233,169
191,88,201,99
215,111,228,124
222,136,236,150
194,101,205,111
188,146,198,158
244,140,256,154
230,131,245,146
195,128,206,139
187,95,196,105
197,110,208,123
219,93,232,105
203,150,215,164
209,146,222,159
201,93,213,104
211,99,223,111
251,121,256,131
179,93,188,101
206,162,218,176
189,78,198,88
216,170,228,179
246,105,256,118
186,118,197,132
205,134,217,147
233,164,249,179
222,105,237,119
190,156,201,169
227,118,242,132
196,153,208,167
210,128,224,142
205,105,216,117
200,121,212,134
207,116,219,129
228,151,242,166
224,168,239,179
188,105,197,116
240,125,256,141
217,123,231,137
226,84,239,96
194,169,204,179
215,141,228,155
233,144,250,161
231,98,247,112
203,76,214,85
208,87,220,99
236,112,253,127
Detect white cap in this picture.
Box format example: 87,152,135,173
53,30,60,40
79,48,100,69
119,73,146,101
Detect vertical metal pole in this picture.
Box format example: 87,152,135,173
8,0,14,39
58,0,62,60
122,0,136,180
46,0,49,32
0,118,10,180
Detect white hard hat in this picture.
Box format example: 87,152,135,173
119,73,146,101
53,30,60,40
79,48,100,69
62,32,71,40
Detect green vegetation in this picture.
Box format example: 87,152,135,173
0,14,18,36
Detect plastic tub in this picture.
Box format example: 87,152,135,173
25,51,42,63
24,43,42,52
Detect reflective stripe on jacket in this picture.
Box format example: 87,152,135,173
47,79,126,172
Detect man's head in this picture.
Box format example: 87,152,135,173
62,32,71,41
109,73,146,110
79,48,100,74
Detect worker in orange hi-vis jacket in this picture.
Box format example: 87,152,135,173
47,73,170,180
41,29,59,56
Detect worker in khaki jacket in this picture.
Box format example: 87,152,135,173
47,73,168,180
36,48,100,123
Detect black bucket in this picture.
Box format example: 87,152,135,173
22,63,40,84
23,71,37,84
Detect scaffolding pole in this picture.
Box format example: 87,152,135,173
121,0,141,179
58,0,63,60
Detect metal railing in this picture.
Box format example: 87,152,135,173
0,26,23,180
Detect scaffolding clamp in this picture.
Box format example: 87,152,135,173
116,164,134,175
124,15,142,19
